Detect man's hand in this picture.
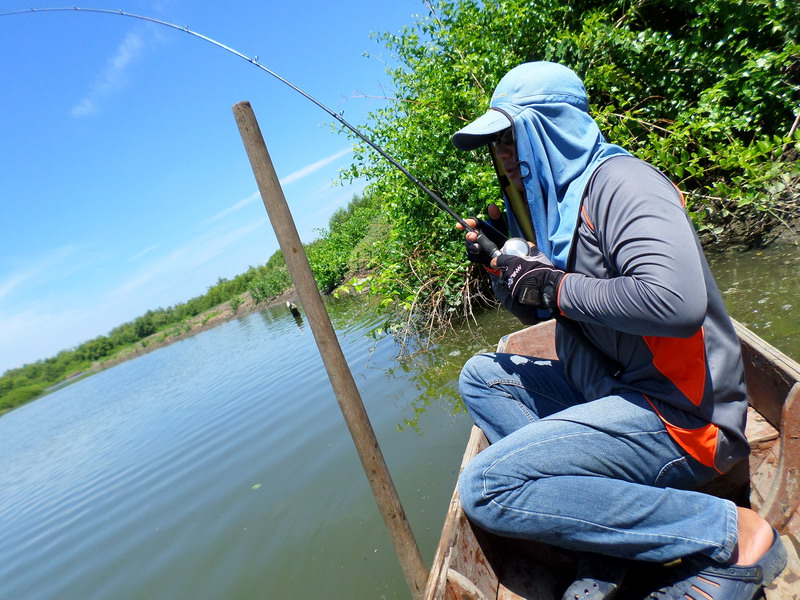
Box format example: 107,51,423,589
459,203,507,266
496,250,566,310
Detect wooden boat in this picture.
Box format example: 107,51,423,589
424,319,800,600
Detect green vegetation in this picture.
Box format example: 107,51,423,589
228,297,244,314
307,192,385,292
1,193,384,414
247,248,293,304
3,0,798,414
342,0,799,331
202,310,221,325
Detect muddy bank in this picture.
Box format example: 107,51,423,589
91,288,300,373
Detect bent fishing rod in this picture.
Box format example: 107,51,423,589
4,6,506,259
10,7,602,371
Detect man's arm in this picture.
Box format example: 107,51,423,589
558,159,707,338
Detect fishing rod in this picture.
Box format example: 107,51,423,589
9,8,601,371
3,6,507,260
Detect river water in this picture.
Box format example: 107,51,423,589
0,294,518,600
1,243,797,600
707,239,800,359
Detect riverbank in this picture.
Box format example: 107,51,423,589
88,288,301,373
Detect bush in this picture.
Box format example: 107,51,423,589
0,384,47,412
229,296,244,314
343,0,799,325
307,193,384,293
249,269,292,305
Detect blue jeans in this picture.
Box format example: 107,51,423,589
457,353,739,563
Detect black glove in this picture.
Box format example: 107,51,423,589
465,212,508,266
496,250,566,310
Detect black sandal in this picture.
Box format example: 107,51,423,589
647,528,787,600
562,552,628,600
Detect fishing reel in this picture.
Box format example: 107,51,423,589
470,231,539,263
500,237,538,257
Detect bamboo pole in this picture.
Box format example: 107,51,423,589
232,101,428,599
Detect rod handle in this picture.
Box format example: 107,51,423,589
474,232,502,259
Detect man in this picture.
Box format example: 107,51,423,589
451,61,786,600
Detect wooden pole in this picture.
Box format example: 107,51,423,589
789,111,800,138
232,101,428,599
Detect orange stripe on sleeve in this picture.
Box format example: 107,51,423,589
581,205,595,231
556,273,569,316
672,183,686,207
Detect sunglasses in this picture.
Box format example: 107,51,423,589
491,128,515,147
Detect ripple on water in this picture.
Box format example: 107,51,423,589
0,305,377,599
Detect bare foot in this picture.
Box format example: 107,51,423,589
730,507,774,565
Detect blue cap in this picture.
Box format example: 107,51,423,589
452,62,589,151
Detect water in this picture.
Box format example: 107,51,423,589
0,296,516,600
1,243,797,600
708,240,800,359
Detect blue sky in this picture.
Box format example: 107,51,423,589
1,0,426,374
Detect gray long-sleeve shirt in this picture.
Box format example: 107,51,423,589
507,156,749,473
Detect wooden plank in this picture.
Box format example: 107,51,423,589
764,535,800,600
445,430,499,600
497,320,557,359
495,539,571,600
747,406,781,513
733,319,800,429
232,102,427,598
699,406,779,505
447,569,492,600
424,427,498,600
759,384,800,534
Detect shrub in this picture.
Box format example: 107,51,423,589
343,0,799,326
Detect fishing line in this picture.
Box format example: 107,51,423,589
7,7,604,360
2,6,482,235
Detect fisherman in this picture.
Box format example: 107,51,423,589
451,61,786,600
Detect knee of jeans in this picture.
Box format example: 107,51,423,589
457,454,517,532
458,354,482,386
458,459,491,528
459,354,493,397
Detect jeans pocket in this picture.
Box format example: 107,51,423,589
654,454,718,489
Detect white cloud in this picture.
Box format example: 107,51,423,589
108,221,263,299
0,271,37,304
129,243,161,261
0,305,88,373
280,147,351,185
201,147,353,226
0,246,80,303
315,185,367,218
202,192,261,226
71,30,147,117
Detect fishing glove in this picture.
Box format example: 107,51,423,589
465,211,508,266
496,250,565,311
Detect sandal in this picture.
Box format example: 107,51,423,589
561,552,628,600
647,528,787,599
